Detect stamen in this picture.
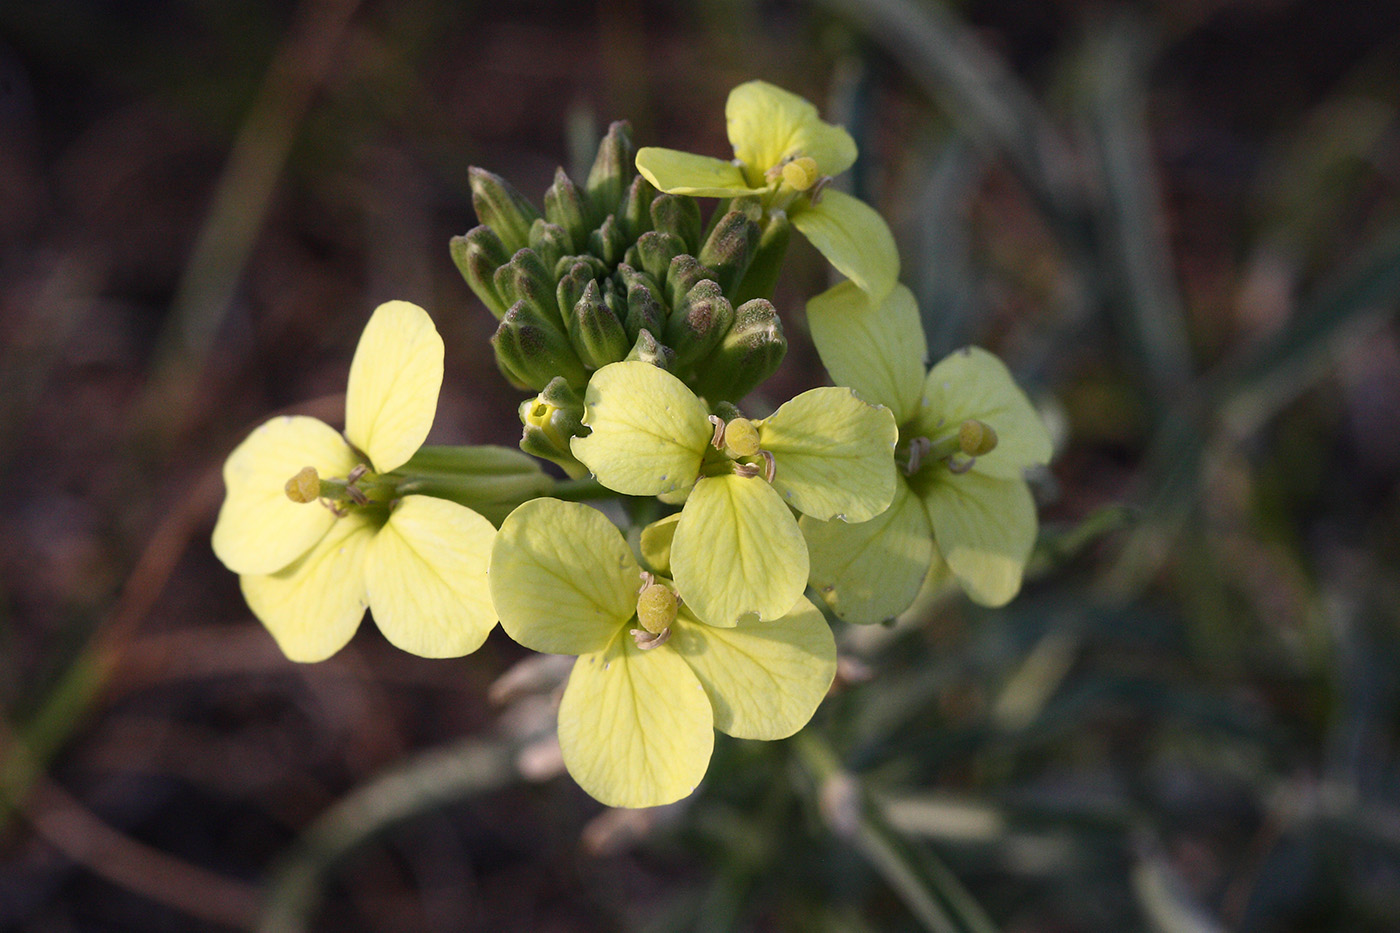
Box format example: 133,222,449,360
947,455,976,474
708,414,726,449
903,436,932,475
630,627,671,650
759,449,776,483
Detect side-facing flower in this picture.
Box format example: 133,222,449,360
490,498,836,808
801,282,1053,622
569,360,897,626
211,301,498,661
635,80,898,301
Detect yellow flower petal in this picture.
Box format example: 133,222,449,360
344,300,444,473
918,347,1052,479
923,471,1037,607
570,361,712,496
671,596,835,740
806,282,928,426
725,80,857,181
366,496,497,658
212,415,359,576
760,386,898,523
639,513,681,576
791,190,899,301
490,499,638,655
634,147,764,197
557,633,714,808
802,481,934,624
240,513,375,662
670,474,808,626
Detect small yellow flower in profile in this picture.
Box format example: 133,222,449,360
635,80,899,300
211,301,497,662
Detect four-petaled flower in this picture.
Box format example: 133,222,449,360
211,301,498,661
490,498,837,808
801,282,1054,623
635,80,899,301
570,360,897,626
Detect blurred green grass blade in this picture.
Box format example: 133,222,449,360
258,739,517,933
812,0,1082,228
794,732,1000,933
1210,221,1400,435
1080,17,1195,402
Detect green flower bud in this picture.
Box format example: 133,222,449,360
494,248,563,330
689,298,786,403
492,301,590,391
617,174,657,242
665,279,733,370
698,209,760,295
543,167,589,251
649,193,702,253
624,328,675,370
633,230,687,286
449,226,510,319
553,253,608,282
664,253,715,311
527,219,570,273
585,121,635,226
556,261,595,330
573,282,630,369
616,265,667,342
587,214,627,267
469,166,540,255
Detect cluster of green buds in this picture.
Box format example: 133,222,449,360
450,122,790,475
210,80,1054,810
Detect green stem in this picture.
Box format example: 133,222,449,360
549,477,612,502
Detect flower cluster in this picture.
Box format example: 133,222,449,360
211,81,1052,808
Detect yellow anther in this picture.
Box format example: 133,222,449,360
780,156,820,192
723,418,762,458
285,466,321,504
958,419,999,457
636,583,679,635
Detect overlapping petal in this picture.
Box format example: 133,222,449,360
557,632,714,809
802,481,935,624
923,470,1037,607
671,474,808,626
240,514,376,663
571,361,712,496
725,80,857,181
791,190,900,300
345,300,444,472
491,498,638,656
806,282,927,425
760,386,897,523
918,347,1052,479
212,415,359,576
670,597,835,739
366,496,497,658
634,148,763,197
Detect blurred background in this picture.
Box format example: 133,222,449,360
3,0,1400,929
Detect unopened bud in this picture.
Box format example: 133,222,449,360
698,210,760,295
688,298,786,403
664,253,715,310
781,156,820,191
492,301,589,391
617,265,667,342
527,219,570,273
469,167,540,254
636,582,679,634
634,230,687,286
958,419,999,457
449,227,510,318
617,174,657,242
573,284,630,369
666,280,733,370
543,167,588,251
519,377,588,478
494,248,564,330
624,328,675,370
585,121,635,225
285,466,321,503
649,194,701,253
556,261,595,330
587,214,627,266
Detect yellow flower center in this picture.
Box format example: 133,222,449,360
723,418,762,458
780,156,820,191
958,419,999,457
636,582,679,635
285,466,321,503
